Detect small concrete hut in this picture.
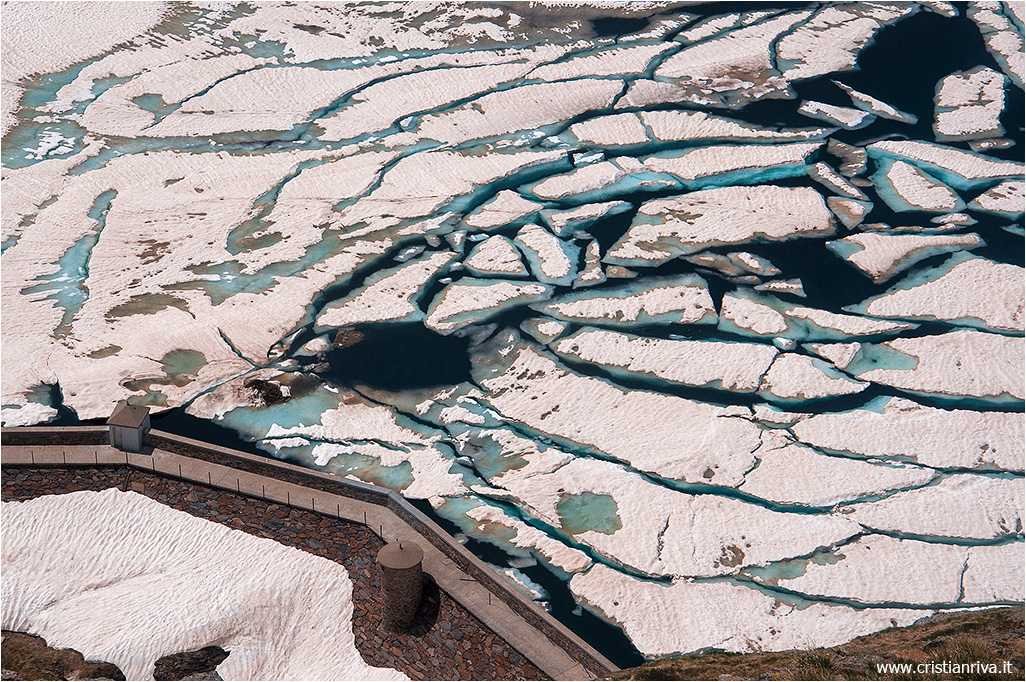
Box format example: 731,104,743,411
107,401,150,452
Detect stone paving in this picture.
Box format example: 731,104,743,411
1,466,549,681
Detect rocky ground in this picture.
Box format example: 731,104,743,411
607,607,1024,681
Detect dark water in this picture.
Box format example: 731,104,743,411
409,499,647,668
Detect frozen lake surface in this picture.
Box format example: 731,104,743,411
2,0,1023,666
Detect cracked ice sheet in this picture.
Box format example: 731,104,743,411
0,1,169,136
738,430,935,508
772,535,1023,606
840,474,1024,541
333,146,567,235
1,489,406,681
605,185,834,266
2,148,360,419
570,563,931,659
826,232,986,284
413,78,623,146
470,332,761,487
846,254,1025,334
654,11,813,106
316,49,568,142
486,451,859,579
788,396,1024,472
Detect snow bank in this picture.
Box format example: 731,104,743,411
1,489,405,681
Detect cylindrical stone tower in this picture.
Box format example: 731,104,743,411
376,541,424,630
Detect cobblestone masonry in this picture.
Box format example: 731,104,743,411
1,467,548,681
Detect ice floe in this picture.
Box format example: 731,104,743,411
425,279,554,335
530,275,716,327
833,329,1024,403
807,162,869,199
776,3,918,82
968,1,1025,90
846,254,1024,333
827,197,873,228
969,179,1025,218
934,66,1009,142
827,139,868,177
789,396,1025,471
637,142,822,189
719,289,916,341
1,489,405,681
867,140,1025,190
574,240,606,289
519,317,569,345
523,159,680,205
513,224,580,286
316,251,457,330
570,563,930,659
540,201,632,238
463,236,529,278
755,279,806,298
757,353,869,403
826,232,985,283
871,159,966,214
834,81,919,124
798,101,875,129
605,185,834,266
0,402,58,428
